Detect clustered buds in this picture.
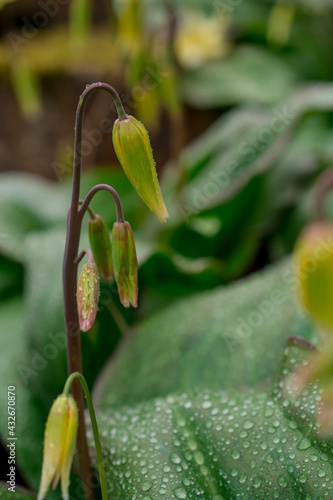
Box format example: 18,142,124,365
77,262,100,332
77,217,138,330
112,115,169,223
112,221,138,308
75,107,168,330
89,214,113,281
37,395,78,500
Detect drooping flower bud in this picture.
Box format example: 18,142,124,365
112,221,138,308
293,221,333,332
77,262,100,332
37,395,78,500
88,214,113,281
112,115,169,223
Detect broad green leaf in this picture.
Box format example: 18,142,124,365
94,259,315,409
92,383,333,499
0,174,67,260
180,45,297,108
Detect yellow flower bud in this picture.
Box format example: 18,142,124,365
77,262,100,332
112,116,169,223
88,214,113,281
293,221,333,332
37,395,78,500
112,221,138,308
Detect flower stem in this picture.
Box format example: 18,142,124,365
63,82,126,500
63,372,108,500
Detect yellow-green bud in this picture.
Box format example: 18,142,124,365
77,262,100,332
37,395,78,500
112,221,138,308
293,221,333,332
88,214,113,281
112,115,169,223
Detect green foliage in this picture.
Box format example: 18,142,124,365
89,263,333,498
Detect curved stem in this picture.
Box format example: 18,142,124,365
79,199,96,219
63,373,108,500
79,184,125,223
287,335,318,352
63,82,127,500
75,247,94,265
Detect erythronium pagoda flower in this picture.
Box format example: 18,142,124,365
289,220,333,435
88,213,114,281
112,115,169,223
293,221,333,333
112,220,138,308
37,395,78,500
77,261,100,332
61,82,168,499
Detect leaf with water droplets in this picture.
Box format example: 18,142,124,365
92,259,333,497
95,259,316,408
90,379,333,499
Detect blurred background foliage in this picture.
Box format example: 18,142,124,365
0,0,333,492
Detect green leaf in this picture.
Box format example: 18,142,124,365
94,259,315,409
92,383,333,498
180,45,297,108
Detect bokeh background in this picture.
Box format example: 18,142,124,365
1,0,333,494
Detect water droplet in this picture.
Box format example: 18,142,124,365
318,469,326,478
231,450,240,460
252,477,262,488
194,452,204,465
173,487,187,499
243,420,254,430
239,473,247,484
297,438,312,450
170,453,181,464
202,400,212,409
278,476,288,487
142,481,152,492
299,473,307,483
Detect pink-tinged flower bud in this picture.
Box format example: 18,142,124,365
37,395,78,500
88,214,113,281
112,221,138,308
112,115,169,223
77,262,100,332
293,221,333,332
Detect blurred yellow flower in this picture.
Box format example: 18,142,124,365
175,10,231,68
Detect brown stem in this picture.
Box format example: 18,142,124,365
314,166,333,221
79,183,125,223
286,334,318,352
63,82,126,500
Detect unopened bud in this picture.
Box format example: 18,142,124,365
38,395,78,500
112,221,138,308
112,115,169,223
88,214,113,281
77,262,100,332
293,221,333,332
